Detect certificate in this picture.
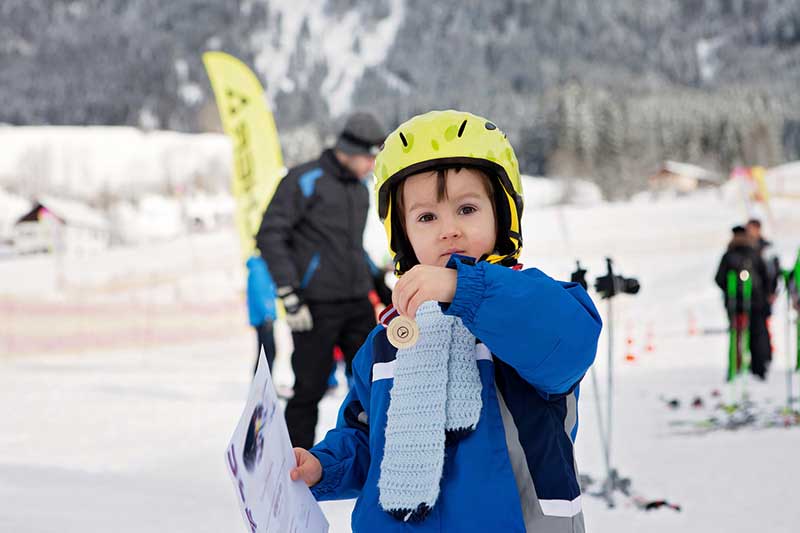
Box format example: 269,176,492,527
226,351,329,533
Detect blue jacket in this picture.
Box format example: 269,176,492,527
246,256,277,327
309,258,601,532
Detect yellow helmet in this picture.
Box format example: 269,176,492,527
374,110,524,275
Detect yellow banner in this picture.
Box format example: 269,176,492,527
750,165,774,225
202,51,284,262
750,166,770,204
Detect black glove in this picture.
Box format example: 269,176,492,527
278,287,313,332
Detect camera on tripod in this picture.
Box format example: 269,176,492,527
595,274,640,300
572,258,640,299
570,256,641,509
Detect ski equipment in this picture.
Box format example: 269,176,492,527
726,269,752,381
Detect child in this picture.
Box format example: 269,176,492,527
289,110,601,532
246,255,277,373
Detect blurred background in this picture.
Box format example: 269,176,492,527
1,2,799,532
3,1,800,196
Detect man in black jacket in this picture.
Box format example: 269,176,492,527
714,225,772,379
256,111,385,449
746,218,780,308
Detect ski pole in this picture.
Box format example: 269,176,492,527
726,270,738,383
735,269,752,405
589,365,609,476
605,296,614,507
794,252,800,373
606,298,614,474
742,269,752,378
793,251,800,407
785,269,794,411
589,283,617,508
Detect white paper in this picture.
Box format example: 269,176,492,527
226,351,329,533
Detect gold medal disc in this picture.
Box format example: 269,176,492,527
387,315,420,349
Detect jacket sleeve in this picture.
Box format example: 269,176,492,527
444,259,601,396
256,173,304,289
758,255,774,296
308,327,378,500
246,256,272,326
714,253,729,291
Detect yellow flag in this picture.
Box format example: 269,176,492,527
750,166,770,204
751,165,775,225
202,51,284,262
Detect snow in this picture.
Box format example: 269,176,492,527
35,195,110,231
2,140,800,531
661,160,722,183
110,195,187,244
766,161,800,197
252,0,405,116
0,188,30,238
696,36,726,83
0,126,232,201
522,174,603,207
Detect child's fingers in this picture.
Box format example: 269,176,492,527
291,462,310,480
293,447,306,465
396,282,421,318
290,449,301,481
291,447,322,486
406,290,426,319
392,277,412,316
291,447,310,481
390,286,403,316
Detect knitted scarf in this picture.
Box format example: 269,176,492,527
378,301,483,522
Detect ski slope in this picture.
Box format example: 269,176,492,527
1,184,799,532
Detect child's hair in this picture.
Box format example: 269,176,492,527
393,166,497,233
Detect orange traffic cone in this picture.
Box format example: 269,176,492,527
645,322,655,353
625,321,637,362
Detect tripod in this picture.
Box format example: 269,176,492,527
588,258,637,508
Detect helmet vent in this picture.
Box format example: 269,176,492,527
399,132,408,147
457,120,467,138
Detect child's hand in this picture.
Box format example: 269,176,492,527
290,447,322,486
393,264,457,318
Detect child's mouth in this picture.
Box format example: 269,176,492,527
441,248,465,257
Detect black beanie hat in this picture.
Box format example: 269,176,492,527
335,111,385,156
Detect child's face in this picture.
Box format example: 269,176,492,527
401,168,497,268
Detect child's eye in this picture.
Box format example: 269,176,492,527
417,213,435,223
458,205,477,215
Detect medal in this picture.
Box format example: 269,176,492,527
386,315,419,349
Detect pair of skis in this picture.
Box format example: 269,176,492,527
785,252,800,372
781,250,800,411
726,269,752,382
666,390,800,435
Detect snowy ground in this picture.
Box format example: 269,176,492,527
2,187,800,532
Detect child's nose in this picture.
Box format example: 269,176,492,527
439,219,462,240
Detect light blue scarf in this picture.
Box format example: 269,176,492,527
379,301,483,521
